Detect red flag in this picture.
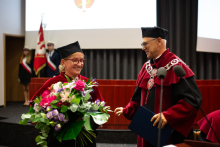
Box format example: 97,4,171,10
34,22,46,75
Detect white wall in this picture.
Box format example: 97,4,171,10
0,0,25,106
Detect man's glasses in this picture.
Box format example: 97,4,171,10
141,38,157,47
65,59,86,64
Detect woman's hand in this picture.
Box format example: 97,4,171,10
114,107,123,116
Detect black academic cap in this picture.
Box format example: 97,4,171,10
141,27,168,39
58,41,83,59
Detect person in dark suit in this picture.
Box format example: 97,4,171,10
45,41,60,77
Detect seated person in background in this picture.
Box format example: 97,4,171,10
45,41,60,77
197,110,220,143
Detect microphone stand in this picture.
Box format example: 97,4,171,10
182,77,220,144
157,78,163,147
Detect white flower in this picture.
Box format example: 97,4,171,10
33,103,40,113
100,101,106,107
53,82,62,92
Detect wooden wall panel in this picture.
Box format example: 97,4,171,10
29,78,220,130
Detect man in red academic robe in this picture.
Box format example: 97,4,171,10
114,27,202,147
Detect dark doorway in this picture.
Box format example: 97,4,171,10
5,35,25,103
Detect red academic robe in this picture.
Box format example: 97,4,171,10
30,72,103,102
197,110,220,143
123,49,202,147
30,72,103,147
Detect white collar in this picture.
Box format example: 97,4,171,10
153,54,162,61
49,50,54,56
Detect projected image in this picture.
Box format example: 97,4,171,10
74,0,95,11
26,0,156,31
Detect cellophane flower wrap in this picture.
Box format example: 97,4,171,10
19,76,111,147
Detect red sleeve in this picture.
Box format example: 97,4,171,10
163,99,198,137
90,86,104,102
197,110,220,143
123,101,139,120
30,78,57,101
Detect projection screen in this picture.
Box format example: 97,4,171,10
25,0,156,49
197,0,220,53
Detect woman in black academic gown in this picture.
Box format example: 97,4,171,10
19,46,33,105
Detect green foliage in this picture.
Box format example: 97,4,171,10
32,117,41,123
63,83,68,86
71,97,81,104
56,95,61,100
41,113,47,119
34,98,40,104
84,93,91,101
64,75,72,82
50,100,59,104
35,135,41,142
86,78,92,84
35,122,44,129
29,105,35,113
61,105,68,113
50,103,59,109
56,120,85,141
19,118,29,125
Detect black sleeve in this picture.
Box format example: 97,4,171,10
55,52,60,75
18,64,21,80
172,76,202,110
131,87,142,104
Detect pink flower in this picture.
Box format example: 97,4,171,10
42,90,50,98
74,80,86,91
48,95,57,103
40,97,50,107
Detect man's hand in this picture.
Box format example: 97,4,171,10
151,113,167,129
114,107,123,116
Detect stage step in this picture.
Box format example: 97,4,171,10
0,122,137,147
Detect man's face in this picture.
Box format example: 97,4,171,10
141,37,159,59
48,44,54,52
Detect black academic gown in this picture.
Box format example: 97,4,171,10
131,76,200,147
18,58,34,85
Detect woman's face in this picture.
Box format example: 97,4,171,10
61,52,84,77
23,50,30,56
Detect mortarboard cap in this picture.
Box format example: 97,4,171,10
141,27,168,39
58,41,83,59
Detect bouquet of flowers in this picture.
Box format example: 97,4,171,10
19,76,111,147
